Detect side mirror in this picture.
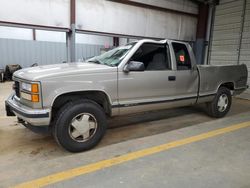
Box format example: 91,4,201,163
124,61,145,73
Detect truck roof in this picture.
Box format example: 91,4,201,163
133,39,189,45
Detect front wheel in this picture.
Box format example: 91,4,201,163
53,99,107,152
207,87,232,118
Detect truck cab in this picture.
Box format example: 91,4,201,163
117,39,200,115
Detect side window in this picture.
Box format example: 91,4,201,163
130,43,171,71
172,42,191,70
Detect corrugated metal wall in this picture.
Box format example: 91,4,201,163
209,0,250,99
76,43,102,61
0,39,67,68
239,0,250,97
0,38,103,69
209,0,244,65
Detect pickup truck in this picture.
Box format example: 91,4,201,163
5,39,248,152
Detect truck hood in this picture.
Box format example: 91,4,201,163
13,62,117,81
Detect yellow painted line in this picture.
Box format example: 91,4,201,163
13,121,250,188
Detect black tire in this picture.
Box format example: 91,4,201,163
207,87,232,118
53,99,107,152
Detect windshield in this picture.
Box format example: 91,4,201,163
87,42,136,66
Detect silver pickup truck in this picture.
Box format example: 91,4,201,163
6,39,248,152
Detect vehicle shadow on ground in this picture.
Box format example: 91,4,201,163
99,99,250,147
101,105,210,147
108,105,207,129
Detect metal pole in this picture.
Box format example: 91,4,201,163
203,4,213,65
32,29,36,41
206,3,216,65
194,3,209,64
66,33,70,62
67,0,76,62
69,23,76,62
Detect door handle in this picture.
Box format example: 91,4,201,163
168,76,176,81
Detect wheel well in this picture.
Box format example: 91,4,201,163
220,82,234,91
51,91,111,123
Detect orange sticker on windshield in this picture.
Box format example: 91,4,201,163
179,55,185,62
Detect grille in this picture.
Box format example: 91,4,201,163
14,81,20,98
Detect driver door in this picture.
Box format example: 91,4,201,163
117,42,177,115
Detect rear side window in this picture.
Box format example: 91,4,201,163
172,42,191,70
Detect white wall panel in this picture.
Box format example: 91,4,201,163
0,0,70,28
131,0,198,14
0,0,197,40
0,26,32,40
76,0,197,41
36,30,66,42
76,33,113,46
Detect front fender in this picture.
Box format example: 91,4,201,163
40,73,118,109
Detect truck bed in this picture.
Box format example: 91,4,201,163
197,64,248,98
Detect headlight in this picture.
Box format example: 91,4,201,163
21,82,39,93
20,82,40,102
21,82,31,92
21,92,31,101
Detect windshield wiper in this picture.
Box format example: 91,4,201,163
87,59,102,64
102,62,116,67
88,59,115,67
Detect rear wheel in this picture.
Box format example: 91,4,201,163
53,99,107,152
207,87,232,118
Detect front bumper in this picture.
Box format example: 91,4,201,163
5,93,51,126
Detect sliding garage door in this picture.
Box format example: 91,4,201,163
239,0,250,98
209,0,250,99
209,0,244,65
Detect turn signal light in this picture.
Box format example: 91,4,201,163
31,83,39,93
31,94,39,102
